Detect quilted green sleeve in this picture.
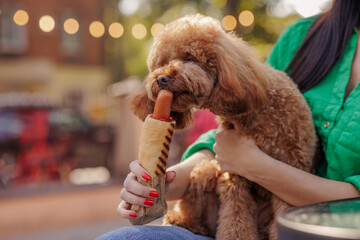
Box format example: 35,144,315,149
181,129,217,161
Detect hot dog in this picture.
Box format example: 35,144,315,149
139,90,175,178
128,90,175,225
152,90,173,120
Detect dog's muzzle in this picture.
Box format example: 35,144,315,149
156,75,170,89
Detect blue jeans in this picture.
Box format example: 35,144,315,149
96,225,214,240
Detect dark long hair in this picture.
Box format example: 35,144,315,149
286,0,360,93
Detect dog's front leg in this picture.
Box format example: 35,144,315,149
216,174,259,240
164,159,221,237
268,195,292,240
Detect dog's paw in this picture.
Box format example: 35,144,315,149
190,159,221,192
163,209,183,225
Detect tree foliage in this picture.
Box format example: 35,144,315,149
104,0,299,82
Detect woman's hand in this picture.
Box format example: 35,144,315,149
117,160,176,219
213,128,265,178
214,128,360,206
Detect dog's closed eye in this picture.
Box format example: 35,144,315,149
185,56,197,62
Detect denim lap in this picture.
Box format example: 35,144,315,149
96,225,214,240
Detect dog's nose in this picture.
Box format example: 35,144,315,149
156,75,170,89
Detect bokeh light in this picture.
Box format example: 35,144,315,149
132,23,147,39
222,15,237,31
118,0,141,16
69,167,111,185
89,21,105,38
239,10,254,27
109,22,124,38
13,10,29,26
63,18,79,34
39,15,55,32
150,23,164,37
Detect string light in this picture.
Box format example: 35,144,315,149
132,23,147,39
222,15,237,31
13,10,29,26
89,21,105,38
9,9,255,39
64,18,79,34
109,22,124,38
239,10,254,27
39,15,55,32
151,23,164,37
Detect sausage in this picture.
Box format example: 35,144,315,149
153,90,173,120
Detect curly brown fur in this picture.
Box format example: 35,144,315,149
130,14,317,240
165,160,221,237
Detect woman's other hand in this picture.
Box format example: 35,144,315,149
117,160,176,219
214,128,265,178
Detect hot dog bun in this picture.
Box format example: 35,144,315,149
138,115,175,178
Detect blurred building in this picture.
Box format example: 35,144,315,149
0,1,144,237
0,0,103,63
0,0,110,118
0,0,119,189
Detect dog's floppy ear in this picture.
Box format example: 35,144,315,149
128,81,154,121
210,35,268,116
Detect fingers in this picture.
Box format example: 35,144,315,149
118,160,161,220
214,129,223,152
213,139,222,156
214,128,233,142
123,172,159,198
129,160,152,181
120,167,159,211
117,201,137,219
165,170,176,184
213,129,239,154
120,187,155,207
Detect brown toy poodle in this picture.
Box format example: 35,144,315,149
129,14,317,240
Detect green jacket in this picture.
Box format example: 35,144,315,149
182,16,360,190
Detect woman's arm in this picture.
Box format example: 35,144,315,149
166,149,214,200
247,150,360,206
214,129,360,207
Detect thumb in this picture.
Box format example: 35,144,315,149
165,171,176,184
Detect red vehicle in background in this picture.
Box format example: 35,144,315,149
15,109,60,184
0,93,113,188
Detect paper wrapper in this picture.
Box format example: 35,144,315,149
129,175,167,225
128,115,175,225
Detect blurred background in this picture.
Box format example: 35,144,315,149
0,0,331,239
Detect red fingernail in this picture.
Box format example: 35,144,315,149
144,199,154,206
142,173,151,181
149,191,159,197
129,212,137,218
